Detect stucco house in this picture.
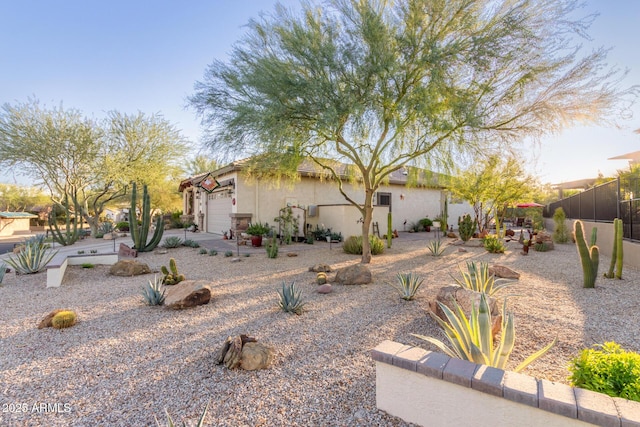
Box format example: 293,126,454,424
0,211,38,237
178,159,471,239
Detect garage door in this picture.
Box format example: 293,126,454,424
206,191,232,235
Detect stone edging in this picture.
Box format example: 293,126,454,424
372,340,640,427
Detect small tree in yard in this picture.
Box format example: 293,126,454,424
190,0,636,263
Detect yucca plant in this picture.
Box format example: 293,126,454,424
391,272,424,301
413,293,556,372
208,249,217,256
5,238,57,274
156,404,208,427
277,281,306,315
427,239,445,257
163,236,183,248
142,275,166,306
453,261,513,296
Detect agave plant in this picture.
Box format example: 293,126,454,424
163,236,183,248
277,281,306,315
142,275,166,306
156,404,208,427
413,293,556,372
453,261,513,296
0,262,7,284
426,239,445,257
391,272,424,301
5,237,57,274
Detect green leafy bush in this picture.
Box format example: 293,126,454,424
81,263,95,268
115,221,130,232
391,272,424,301
277,281,306,315
569,342,640,402
419,218,433,230
342,235,385,255
483,234,506,253
209,249,218,256
454,261,513,296
199,248,208,255
552,207,570,243
224,251,233,257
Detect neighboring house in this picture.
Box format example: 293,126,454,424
178,159,471,238
103,208,128,224
0,212,38,237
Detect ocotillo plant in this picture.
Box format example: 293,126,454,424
129,183,164,252
574,220,599,288
604,218,623,279
48,196,81,246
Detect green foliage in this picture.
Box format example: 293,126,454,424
277,281,306,315
129,183,164,252
552,208,570,243
163,236,183,248
454,261,513,296
96,221,114,238
116,221,130,232
419,218,433,229
569,342,640,402
208,249,218,256
574,220,599,288
199,248,208,255
142,275,166,306
81,263,95,269
342,235,385,255
160,258,185,285
246,222,270,236
387,212,392,249
604,218,623,279
483,235,506,254
266,235,279,258
77,250,85,254
224,251,233,258
458,214,476,242
5,236,57,274
157,404,208,427
413,293,556,373
182,239,200,248
48,196,81,246
534,242,550,252
426,239,446,257
51,310,77,329
391,272,424,301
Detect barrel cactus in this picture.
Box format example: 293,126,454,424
51,310,77,329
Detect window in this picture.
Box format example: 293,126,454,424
376,192,391,206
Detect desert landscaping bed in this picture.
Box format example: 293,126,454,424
1,235,639,426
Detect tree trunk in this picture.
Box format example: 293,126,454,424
360,191,374,264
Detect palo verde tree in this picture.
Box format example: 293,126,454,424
448,155,536,232
0,100,189,236
190,0,636,263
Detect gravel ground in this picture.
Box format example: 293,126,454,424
0,232,639,426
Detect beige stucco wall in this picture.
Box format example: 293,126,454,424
376,363,590,427
0,217,32,237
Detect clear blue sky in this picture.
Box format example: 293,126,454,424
0,0,638,186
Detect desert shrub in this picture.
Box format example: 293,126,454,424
199,248,208,255
224,251,233,257
569,342,640,402
552,207,570,243
483,234,506,253
115,221,130,232
142,275,166,306
342,235,385,255
419,217,433,230
182,239,200,248
208,249,218,256
81,263,95,268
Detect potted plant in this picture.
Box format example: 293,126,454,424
419,217,433,232
246,222,270,247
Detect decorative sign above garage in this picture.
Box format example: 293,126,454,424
198,173,220,193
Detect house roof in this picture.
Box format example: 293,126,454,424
551,178,597,190
608,151,640,163
0,211,38,219
178,158,444,191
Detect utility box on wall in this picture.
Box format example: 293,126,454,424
308,205,317,217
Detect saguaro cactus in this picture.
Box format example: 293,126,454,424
129,183,164,252
604,218,624,279
574,220,599,288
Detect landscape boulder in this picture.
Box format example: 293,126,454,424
164,280,212,309
37,309,65,329
109,260,150,276
317,284,333,294
334,264,372,285
215,335,273,370
488,265,520,280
